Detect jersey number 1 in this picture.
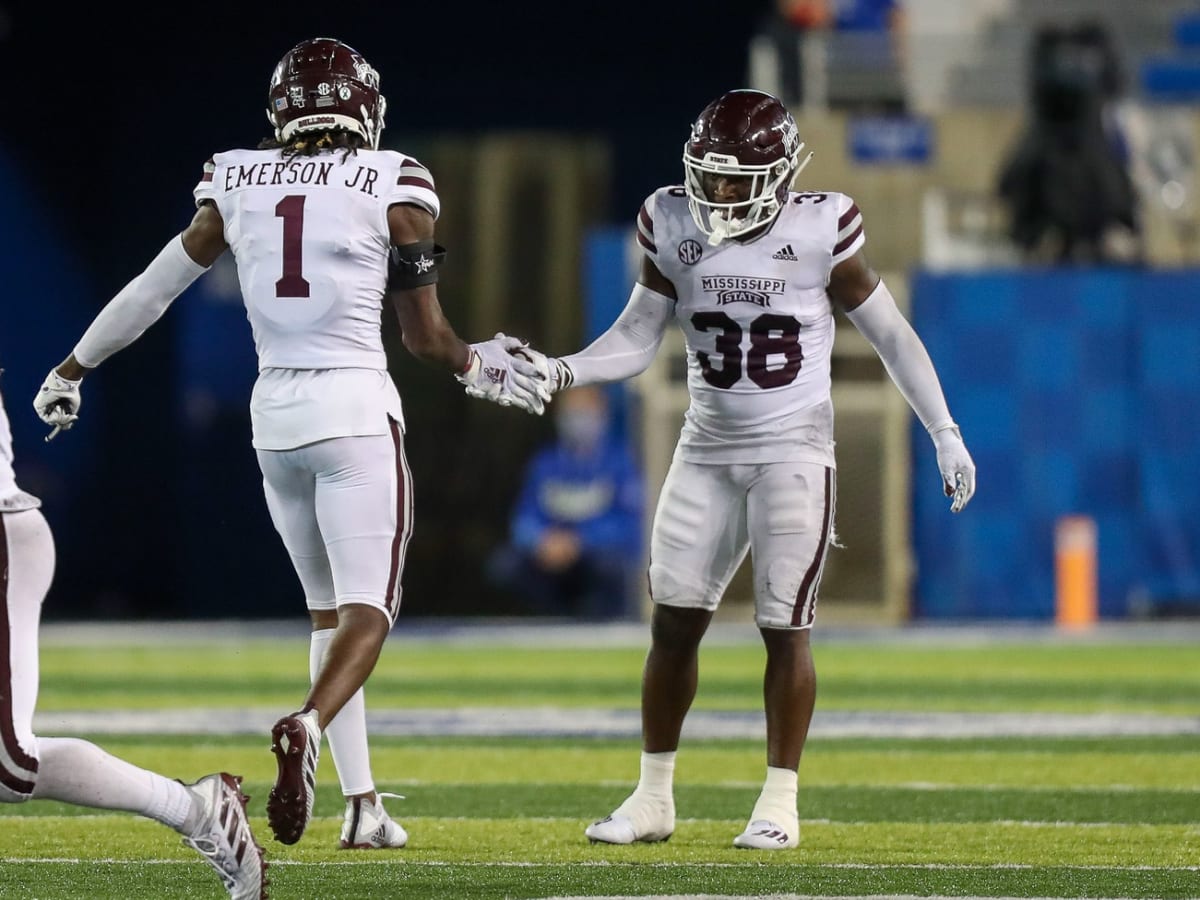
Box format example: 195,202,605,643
275,195,311,298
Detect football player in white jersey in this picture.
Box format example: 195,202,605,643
0,384,266,898
506,90,976,850
32,38,546,850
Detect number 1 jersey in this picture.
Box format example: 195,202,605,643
193,148,439,371
638,187,865,466
192,147,439,450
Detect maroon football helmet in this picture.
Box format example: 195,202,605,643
682,90,811,243
267,38,387,149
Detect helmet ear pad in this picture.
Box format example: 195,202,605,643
267,37,387,149
682,90,808,242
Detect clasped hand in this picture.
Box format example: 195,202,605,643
457,333,553,415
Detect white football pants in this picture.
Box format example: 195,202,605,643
647,458,836,629
257,422,414,625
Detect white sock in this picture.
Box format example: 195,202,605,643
750,765,798,822
32,737,192,831
634,750,676,799
311,628,374,797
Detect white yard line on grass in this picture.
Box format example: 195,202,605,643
32,706,1200,739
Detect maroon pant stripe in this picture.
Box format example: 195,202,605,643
383,419,411,619
0,514,38,794
791,467,833,627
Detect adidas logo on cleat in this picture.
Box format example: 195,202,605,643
771,244,798,261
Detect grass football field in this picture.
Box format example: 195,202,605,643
0,621,1196,899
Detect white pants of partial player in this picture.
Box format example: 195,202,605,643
647,458,836,629
0,508,192,828
256,424,414,798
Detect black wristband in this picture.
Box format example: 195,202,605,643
388,240,446,290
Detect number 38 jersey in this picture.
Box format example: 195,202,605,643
192,147,439,450
638,186,864,466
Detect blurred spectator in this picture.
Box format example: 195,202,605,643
996,20,1143,265
750,0,904,110
487,385,644,620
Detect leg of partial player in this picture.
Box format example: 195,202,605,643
0,510,265,899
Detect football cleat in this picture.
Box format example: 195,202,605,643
340,793,408,849
266,711,320,845
733,816,800,850
181,773,268,900
584,793,674,844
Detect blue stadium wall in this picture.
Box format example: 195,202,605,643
911,268,1200,620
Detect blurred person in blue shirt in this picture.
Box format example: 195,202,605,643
488,385,644,620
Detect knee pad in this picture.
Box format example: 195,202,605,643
648,562,711,609
757,558,806,606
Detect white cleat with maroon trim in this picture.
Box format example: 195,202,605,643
267,710,320,845
182,773,268,899
733,816,800,850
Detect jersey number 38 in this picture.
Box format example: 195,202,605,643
691,311,803,390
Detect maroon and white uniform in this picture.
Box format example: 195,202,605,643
192,147,437,623
636,187,863,628
0,388,53,801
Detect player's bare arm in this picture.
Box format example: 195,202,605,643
181,201,230,269
386,202,471,373
639,254,678,300
824,247,881,312
387,202,547,413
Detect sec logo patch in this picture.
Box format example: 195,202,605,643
678,240,703,265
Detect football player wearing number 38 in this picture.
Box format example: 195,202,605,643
32,38,546,851
508,90,976,850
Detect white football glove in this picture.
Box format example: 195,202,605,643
931,423,976,513
33,368,83,441
509,346,573,395
457,333,551,415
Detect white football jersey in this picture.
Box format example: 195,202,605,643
192,147,440,450
193,148,438,371
638,186,865,465
0,388,40,512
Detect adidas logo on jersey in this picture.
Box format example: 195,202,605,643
772,244,799,261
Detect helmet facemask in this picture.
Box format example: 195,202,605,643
683,144,810,245
681,89,813,245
